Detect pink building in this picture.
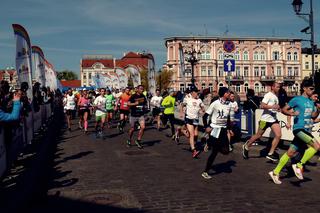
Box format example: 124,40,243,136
164,36,302,100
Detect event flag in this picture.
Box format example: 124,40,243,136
12,24,33,100
44,59,58,90
115,68,128,89
32,46,46,87
109,72,120,89
125,65,141,88
178,43,186,85
147,54,156,95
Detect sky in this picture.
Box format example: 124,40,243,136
0,0,319,77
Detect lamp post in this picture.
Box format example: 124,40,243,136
184,46,201,87
291,0,315,79
158,69,162,92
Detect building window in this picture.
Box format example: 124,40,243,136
254,67,259,76
218,51,224,60
235,51,240,60
315,62,319,70
254,51,259,60
201,66,206,76
208,66,213,76
235,84,241,93
305,62,309,70
272,51,280,60
205,51,211,60
88,73,92,79
180,84,185,92
293,52,298,61
243,51,249,60
209,83,213,91
260,51,266,60
288,67,293,76
294,67,299,76
287,52,292,61
219,66,224,76
261,84,266,92
202,83,206,89
276,66,282,76
244,83,249,93
244,66,249,76
261,66,266,76
254,83,260,93
83,73,87,79
219,83,224,88
236,66,241,76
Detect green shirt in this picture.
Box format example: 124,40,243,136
105,94,115,110
162,95,175,115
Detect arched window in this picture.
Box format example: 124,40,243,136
293,52,298,61
254,83,260,93
272,51,280,60
243,51,249,60
218,51,224,60
219,83,224,88
260,51,266,60
235,84,241,93
244,83,249,93
205,51,211,59
287,52,292,61
235,51,240,60
254,51,259,60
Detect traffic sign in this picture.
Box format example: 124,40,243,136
223,41,235,53
224,59,235,72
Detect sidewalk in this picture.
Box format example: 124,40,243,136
2,117,320,213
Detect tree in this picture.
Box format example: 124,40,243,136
57,70,78,80
156,68,173,92
140,68,149,89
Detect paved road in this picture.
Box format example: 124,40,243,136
2,115,320,213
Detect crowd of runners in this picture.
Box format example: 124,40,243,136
62,78,320,185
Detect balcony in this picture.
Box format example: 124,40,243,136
225,76,244,83
283,76,296,82
260,76,276,82
287,91,299,96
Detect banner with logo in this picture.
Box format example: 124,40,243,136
125,65,141,88
102,73,112,89
147,54,156,95
178,43,186,85
115,68,128,89
32,45,46,87
44,59,57,90
12,24,33,100
109,72,120,89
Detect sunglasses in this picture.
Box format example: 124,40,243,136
308,87,315,90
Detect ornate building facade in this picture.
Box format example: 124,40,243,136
301,47,320,79
164,36,302,99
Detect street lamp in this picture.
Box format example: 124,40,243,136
184,46,201,87
291,0,315,79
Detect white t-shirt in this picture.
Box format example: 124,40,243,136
94,96,107,116
206,98,234,128
64,94,76,110
184,97,204,120
150,96,163,108
261,91,279,122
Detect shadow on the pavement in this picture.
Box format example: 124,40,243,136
289,177,312,187
141,140,161,147
55,151,94,164
27,195,145,213
211,160,236,174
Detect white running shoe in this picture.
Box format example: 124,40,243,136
292,164,304,180
201,172,212,179
268,171,282,185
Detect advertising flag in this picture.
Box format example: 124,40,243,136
147,54,156,95
12,24,33,100
32,46,46,87
44,59,57,90
109,72,120,89
115,68,128,89
178,43,186,84
125,65,141,88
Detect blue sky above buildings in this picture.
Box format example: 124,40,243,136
0,0,319,75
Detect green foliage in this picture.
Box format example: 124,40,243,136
57,70,78,80
156,68,173,92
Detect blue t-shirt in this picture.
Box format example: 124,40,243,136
288,96,315,131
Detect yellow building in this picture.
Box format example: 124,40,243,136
301,48,320,79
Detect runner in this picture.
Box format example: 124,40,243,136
117,87,131,133
228,91,239,152
150,89,163,131
269,79,320,184
201,87,234,179
127,85,148,149
242,82,281,161
183,87,205,158
105,89,116,128
63,89,77,131
161,89,176,138
78,90,91,133
93,88,107,136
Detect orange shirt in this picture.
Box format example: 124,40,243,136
119,93,130,110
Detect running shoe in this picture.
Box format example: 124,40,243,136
126,140,131,148
79,122,83,130
268,171,282,185
201,172,212,179
192,149,200,158
68,128,71,132
229,144,233,152
174,133,180,144
242,142,249,159
266,153,279,162
292,164,304,180
204,143,209,152
135,140,143,149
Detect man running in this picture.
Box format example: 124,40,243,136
63,89,77,131
117,87,131,133
242,82,281,161
269,79,320,184
93,88,107,136
161,89,176,138
150,89,163,131
127,85,148,148
105,89,116,128
201,87,234,179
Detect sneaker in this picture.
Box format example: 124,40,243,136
266,153,279,162
126,140,131,148
229,144,233,152
68,128,71,132
201,172,212,179
135,140,143,149
174,134,180,144
292,164,304,180
204,143,209,152
268,171,282,185
79,122,83,130
119,127,123,133
192,149,200,158
242,143,249,159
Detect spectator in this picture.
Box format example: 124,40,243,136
243,88,260,111
0,90,21,122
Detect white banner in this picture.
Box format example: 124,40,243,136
32,46,46,87
115,68,128,89
12,24,33,101
102,74,112,89
45,60,57,90
109,72,120,89
125,65,141,88
147,54,156,95
178,43,186,85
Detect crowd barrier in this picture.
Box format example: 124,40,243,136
0,103,54,178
